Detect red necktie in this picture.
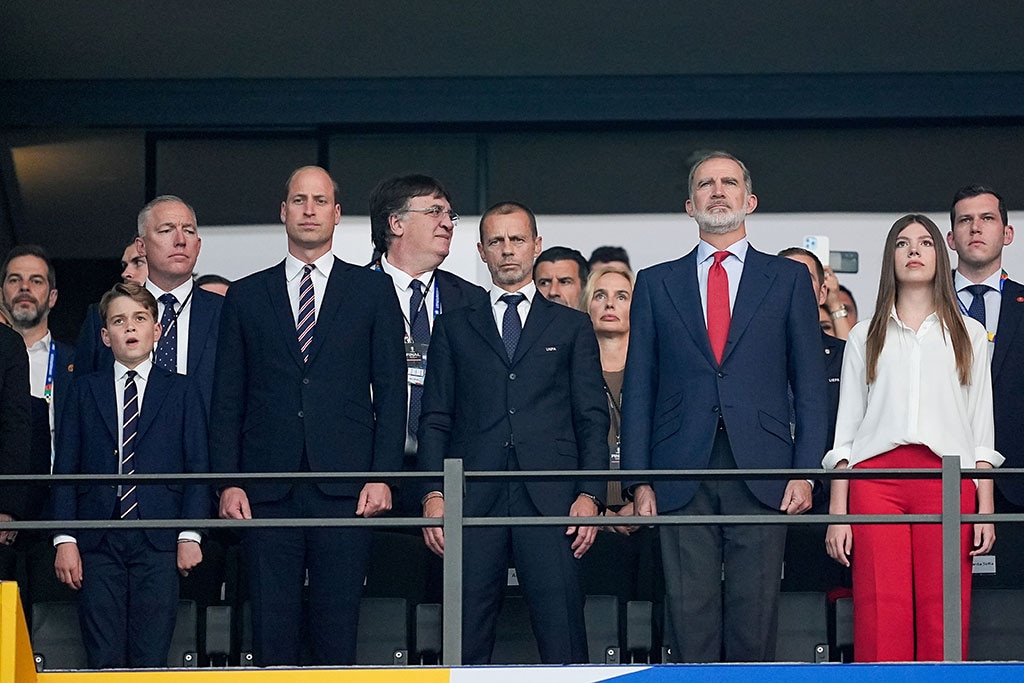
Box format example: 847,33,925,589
707,250,731,364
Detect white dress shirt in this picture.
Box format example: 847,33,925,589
26,331,56,454
55,359,199,545
285,251,334,322
696,237,747,324
824,310,1003,471
489,281,537,334
146,279,194,374
379,254,439,333
954,269,1002,344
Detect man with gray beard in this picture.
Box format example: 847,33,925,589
621,151,826,662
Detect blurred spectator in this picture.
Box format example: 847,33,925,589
534,246,588,309
120,240,148,284
588,245,631,271
195,274,231,296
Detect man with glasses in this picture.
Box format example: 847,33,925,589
368,175,487,514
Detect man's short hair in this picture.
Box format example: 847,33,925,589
533,246,589,284
479,201,538,241
284,166,340,201
777,247,824,288
99,281,158,324
588,245,631,269
686,150,753,199
2,244,57,290
369,174,452,255
195,274,232,288
950,184,1008,227
137,195,198,237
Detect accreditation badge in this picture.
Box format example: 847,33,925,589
406,338,428,386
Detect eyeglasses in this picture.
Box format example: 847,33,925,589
400,206,459,226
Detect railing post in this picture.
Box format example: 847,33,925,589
442,458,464,666
941,454,962,661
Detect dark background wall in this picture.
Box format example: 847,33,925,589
2,1,1023,339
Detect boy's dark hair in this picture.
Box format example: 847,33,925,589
99,282,158,324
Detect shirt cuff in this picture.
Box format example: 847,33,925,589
178,531,202,544
975,447,1005,468
53,535,76,547
822,446,851,470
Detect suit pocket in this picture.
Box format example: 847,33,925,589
651,391,684,447
345,399,375,430
758,410,792,446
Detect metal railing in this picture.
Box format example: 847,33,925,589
4,458,1024,665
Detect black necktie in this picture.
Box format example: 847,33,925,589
407,280,430,439
966,284,988,328
500,293,525,361
155,293,178,372
120,370,140,520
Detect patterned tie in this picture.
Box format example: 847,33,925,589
297,264,316,363
707,251,731,364
966,284,988,328
155,293,178,372
119,370,140,520
407,280,431,439
501,293,525,362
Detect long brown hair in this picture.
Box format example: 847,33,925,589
865,214,972,385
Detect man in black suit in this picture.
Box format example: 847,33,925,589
367,174,487,514
76,196,222,415
0,323,31,575
947,184,1024,512
211,165,407,666
418,201,609,664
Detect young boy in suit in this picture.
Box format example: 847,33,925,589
52,282,209,669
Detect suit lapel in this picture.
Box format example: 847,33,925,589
88,373,118,444
993,278,1024,377
136,369,170,442
304,258,346,366
513,295,556,366
663,249,718,367
186,289,213,374
266,261,306,369
467,301,509,365
723,248,774,364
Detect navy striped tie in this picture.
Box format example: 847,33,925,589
297,264,316,363
119,370,140,519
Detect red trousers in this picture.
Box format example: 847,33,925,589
849,445,975,662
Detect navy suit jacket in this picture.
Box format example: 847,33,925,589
621,246,828,512
209,258,407,504
991,277,1024,506
74,287,223,414
822,330,845,451
0,324,31,520
52,367,210,551
417,293,609,516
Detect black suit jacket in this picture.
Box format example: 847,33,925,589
417,292,609,516
210,258,407,504
74,287,223,414
822,330,845,451
23,340,75,522
992,277,1024,506
52,367,210,551
0,324,31,519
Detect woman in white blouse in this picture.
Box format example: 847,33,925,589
824,214,1000,662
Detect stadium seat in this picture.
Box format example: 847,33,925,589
356,596,409,665
969,588,1024,661
168,599,199,667
775,591,828,662
204,604,233,666
584,595,620,663
31,601,87,671
415,603,442,664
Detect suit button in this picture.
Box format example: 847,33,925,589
303,378,310,384
712,406,720,413
298,411,304,418
509,408,516,415
509,372,516,380
717,372,725,378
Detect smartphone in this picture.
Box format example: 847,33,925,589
803,235,831,269
829,251,859,274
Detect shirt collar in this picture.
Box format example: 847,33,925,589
114,358,153,383
146,278,193,304
26,330,52,353
889,305,940,329
954,268,1003,293
286,251,335,282
380,253,433,292
697,236,749,264
490,281,537,307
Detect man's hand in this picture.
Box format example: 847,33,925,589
0,513,16,546
177,540,204,576
567,495,599,559
780,480,812,514
54,542,83,590
356,482,392,517
422,495,445,557
632,484,658,517
603,502,640,535
218,487,252,520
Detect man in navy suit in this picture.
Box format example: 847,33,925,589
1,245,77,601
367,174,487,514
418,201,609,664
76,196,222,415
211,166,407,666
0,323,31,571
621,151,827,662
53,283,208,669
947,184,1024,512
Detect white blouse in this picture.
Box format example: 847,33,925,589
823,308,1003,470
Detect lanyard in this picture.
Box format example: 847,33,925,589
156,285,194,342
374,260,443,333
955,269,1006,343
43,340,56,404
